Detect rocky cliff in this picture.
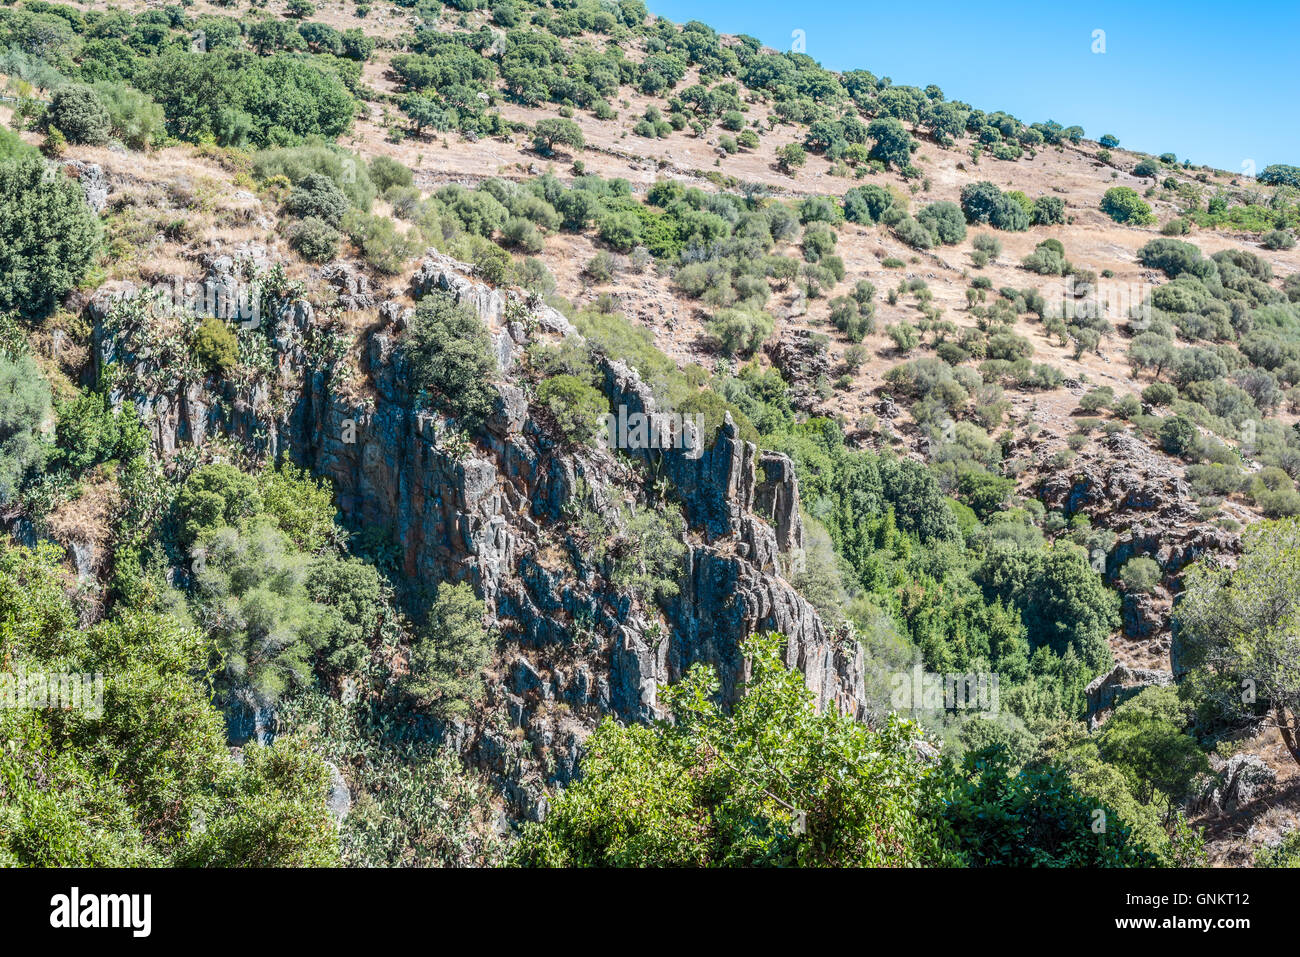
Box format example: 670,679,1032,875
89,251,867,819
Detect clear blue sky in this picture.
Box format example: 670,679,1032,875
648,0,1299,174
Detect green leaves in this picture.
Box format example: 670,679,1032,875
0,155,101,320
404,290,498,431
515,633,939,867
400,582,493,719
927,746,1160,867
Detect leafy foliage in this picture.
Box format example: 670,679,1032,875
0,155,101,319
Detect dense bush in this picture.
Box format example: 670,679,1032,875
193,315,239,375
917,201,966,244
46,84,110,145
0,156,101,319
514,634,941,866
286,173,351,227
0,352,51,505
1101,187,1155,225
1119,556,1161,593
92,81,165,150
706,307,773,357
288,216,341,262
404,291,498,430
401,582,493,718
537,374,608,445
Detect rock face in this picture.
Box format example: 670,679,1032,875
61,159,109,213
1037,429,1241,665
1084,663,1174,728
765,329,830,414
1199,753,1277,815
90,251,867,819
324,762,352,823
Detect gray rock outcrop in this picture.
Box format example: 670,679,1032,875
88,250,866,818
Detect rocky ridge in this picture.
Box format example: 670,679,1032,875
88,251,866,819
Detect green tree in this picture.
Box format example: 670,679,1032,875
917,201,966,245
866,116,914,169
178,735,339,867
1096,687,1209,815
1177,517,1300,766
532,117,584,156
401,582,493,718
537,374,608,445
191,524,322,709
514,633,941,867
1101,186,1155,225
404,291,498,430
776,142,806,173
0,352,51,505
976,543,1117,671
0,155,101,319
927,747,1160,866
46,85,110,145
91,81,165,151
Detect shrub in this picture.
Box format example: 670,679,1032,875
0,352,51,505
286,173,350,226
1119,556,1161,593
501,216,544,253
404,291,498,429
92,82,165,151
287,216,341,262
1133,158,1159,178
47,84,111,145
972,234,1002,260
916,201,966,245
1021,241,1069,275
1032,195,1066,226
893,215,934,250
1159,414,1197,456
0,156,101,319
193,316,239,375
1261,229,1296,251
597,210,642,252
1101,187,1155,225
1079,386,1114,413
401,583,493,718
341,210,419,274
706,307,773,357
889,322,920,354
537,375,608,445
369,155,413,192
53,389,145,475
843,184,900,224
584,251,616,283
253,143,376,209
